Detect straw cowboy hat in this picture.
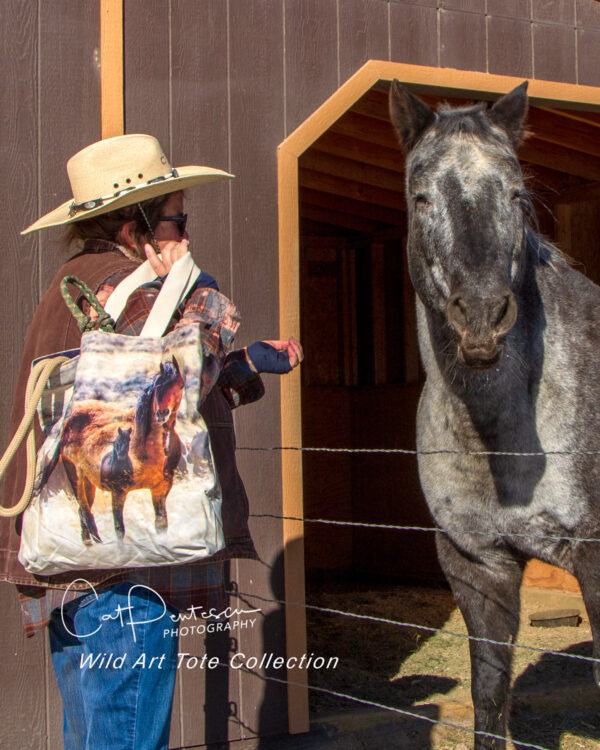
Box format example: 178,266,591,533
22,133,233,234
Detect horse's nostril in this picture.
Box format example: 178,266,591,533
493,297,509,327
494,293,518,334
447,294,468,331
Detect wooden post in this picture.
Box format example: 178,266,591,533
100,0,124,139
278,147,310,734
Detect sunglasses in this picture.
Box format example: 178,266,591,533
157,213,188,238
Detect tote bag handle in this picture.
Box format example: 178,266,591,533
104,252,201,337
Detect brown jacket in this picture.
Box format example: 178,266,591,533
0,245,256,590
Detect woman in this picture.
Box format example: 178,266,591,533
0,134,302,750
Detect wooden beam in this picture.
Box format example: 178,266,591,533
521,165,578,196
300,203,380,233
519,138,600,182
330,111,398,150
527,107,600,159
300,150,404,193
301,187,405,226
538,106,600,129
300,169,406,212
350,88,390,121
553,180,600,205
100,0,124,138
312,130,403,173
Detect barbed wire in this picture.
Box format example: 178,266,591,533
198,657,554,750
227,589,599,666
233,442,592,747
238,445,600,457
249,513,600,544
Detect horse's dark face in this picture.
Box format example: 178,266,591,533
390,81,529,369
154,357,184,424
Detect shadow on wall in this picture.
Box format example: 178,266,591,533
204,543,462,748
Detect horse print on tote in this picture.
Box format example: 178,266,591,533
22,323,224,574
60,358,184,545
389,81,600,749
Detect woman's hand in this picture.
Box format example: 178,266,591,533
144,239,190,276
247,337,304,374
263,337,304,369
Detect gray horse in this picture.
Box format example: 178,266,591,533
389,80,600,749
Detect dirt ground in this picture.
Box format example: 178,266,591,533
305,580,600,749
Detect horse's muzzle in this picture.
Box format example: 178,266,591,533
446,290,517,369
457,342,504,369
155,408,171,423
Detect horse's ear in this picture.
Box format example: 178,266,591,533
389,79,435,151
489,81,529,147
172,356,180,374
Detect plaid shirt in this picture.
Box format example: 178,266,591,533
19,246,264,636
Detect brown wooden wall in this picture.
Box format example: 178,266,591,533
1,1,600,748
1,3,101,748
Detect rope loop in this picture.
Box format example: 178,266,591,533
60,275,115,333
0,355,70,517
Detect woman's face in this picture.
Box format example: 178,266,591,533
154,191,187,248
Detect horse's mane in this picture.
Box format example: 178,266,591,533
135,361,181,443
519,188,572,272
156,361,177,388
135,382,154,443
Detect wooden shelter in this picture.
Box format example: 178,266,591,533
1,1,600,747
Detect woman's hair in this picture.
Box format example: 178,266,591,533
64,192,174,254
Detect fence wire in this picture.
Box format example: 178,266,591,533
250,513,600,544
238,445,600,457
228,588,599,667
204,657,555,750
232,442,595,748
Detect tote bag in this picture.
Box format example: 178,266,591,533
16,253,227,575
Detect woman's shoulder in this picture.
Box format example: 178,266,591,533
46,246,138,296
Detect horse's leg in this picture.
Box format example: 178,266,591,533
151,488,169,533
63,458,101,545
435,532,524,750
111,490,127,539
81,476,102,544
572,540,600,688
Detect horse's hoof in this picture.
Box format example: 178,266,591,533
155,517,168,533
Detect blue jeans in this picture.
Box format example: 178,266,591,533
49,582,179,750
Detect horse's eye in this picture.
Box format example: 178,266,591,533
511,189,523,201
414,194,430,207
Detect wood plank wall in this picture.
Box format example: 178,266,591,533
0,2,101,748
1,0,600,748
